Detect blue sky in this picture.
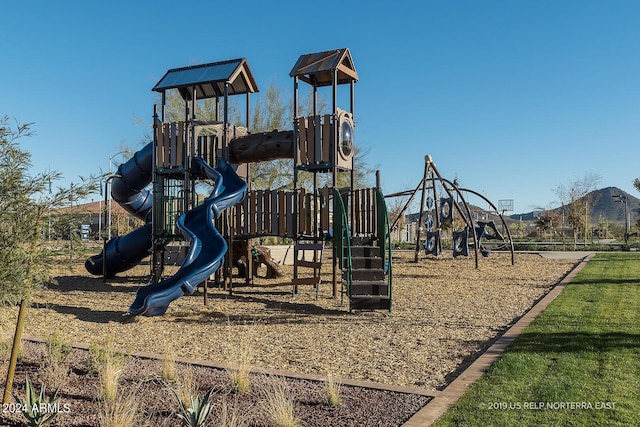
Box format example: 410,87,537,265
2,1,639,214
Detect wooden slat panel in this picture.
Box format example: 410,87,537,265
263,190,271,234
242,196,249,235
314,115,322,164
286,191,295,238
299,189,307,235
170,122,177,167
278,191,286,237
161,123,170,167
234,204,242,237
308,192,315,236
365,188,371,234
155,124,164,168
322,114,331,163
271,191,279,236
297,117,307,165
360,189,365,234
362,189,368,234
248,191,256,235
354,190,361,234
370,189,376,234
374,189,379,237
256,190,264,233
361,189,367,234
306,116,315,163
176,121,184,167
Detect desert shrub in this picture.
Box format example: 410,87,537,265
40,332,72,390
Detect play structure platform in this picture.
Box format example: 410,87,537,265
86,49,393,315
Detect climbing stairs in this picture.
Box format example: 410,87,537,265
346,236,391,310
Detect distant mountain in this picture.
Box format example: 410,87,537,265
510,187,640,224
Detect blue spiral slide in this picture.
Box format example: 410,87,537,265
85,145,247,316
85,142,154,277
129,158,246,316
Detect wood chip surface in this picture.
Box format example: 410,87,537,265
0,250,577,391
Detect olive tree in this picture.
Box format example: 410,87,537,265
0,116,98,304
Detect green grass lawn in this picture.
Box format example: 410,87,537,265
433,253,640,427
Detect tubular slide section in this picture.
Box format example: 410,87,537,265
85,143,154,277
129,158,247,316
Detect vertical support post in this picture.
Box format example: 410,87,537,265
3,299,28,404
222,83,233,291
245,92,251,184
151,104,161,282
331,71,338,189
292,77,300,286
203,279,208,306
331,70,339,297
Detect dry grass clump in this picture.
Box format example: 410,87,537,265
324,371,342,407
173,364,196,410
218,397,247,427
98,385,141,427
260,375,299,427
226,341,253,394
223,323,256,394
90,341,128,402
160,339,177,383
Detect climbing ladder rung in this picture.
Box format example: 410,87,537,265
292,277,321,286
295,243,324,251
296,260,322,269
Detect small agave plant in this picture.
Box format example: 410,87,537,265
172,387,215,427
12,376,60,427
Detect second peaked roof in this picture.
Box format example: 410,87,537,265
289,48,358,87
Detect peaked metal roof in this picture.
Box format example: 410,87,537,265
289,48,358,87
153,58,259,100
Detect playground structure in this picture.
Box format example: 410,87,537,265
85,49,393,315
386,155,515,267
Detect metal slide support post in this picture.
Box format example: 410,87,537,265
152,105,161,282
103,175,120,282
223,84,233,293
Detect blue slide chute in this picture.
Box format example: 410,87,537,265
85,143,154,277
128,157,247,316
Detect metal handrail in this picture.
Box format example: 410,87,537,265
375,188,393,312
332,188,352,309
